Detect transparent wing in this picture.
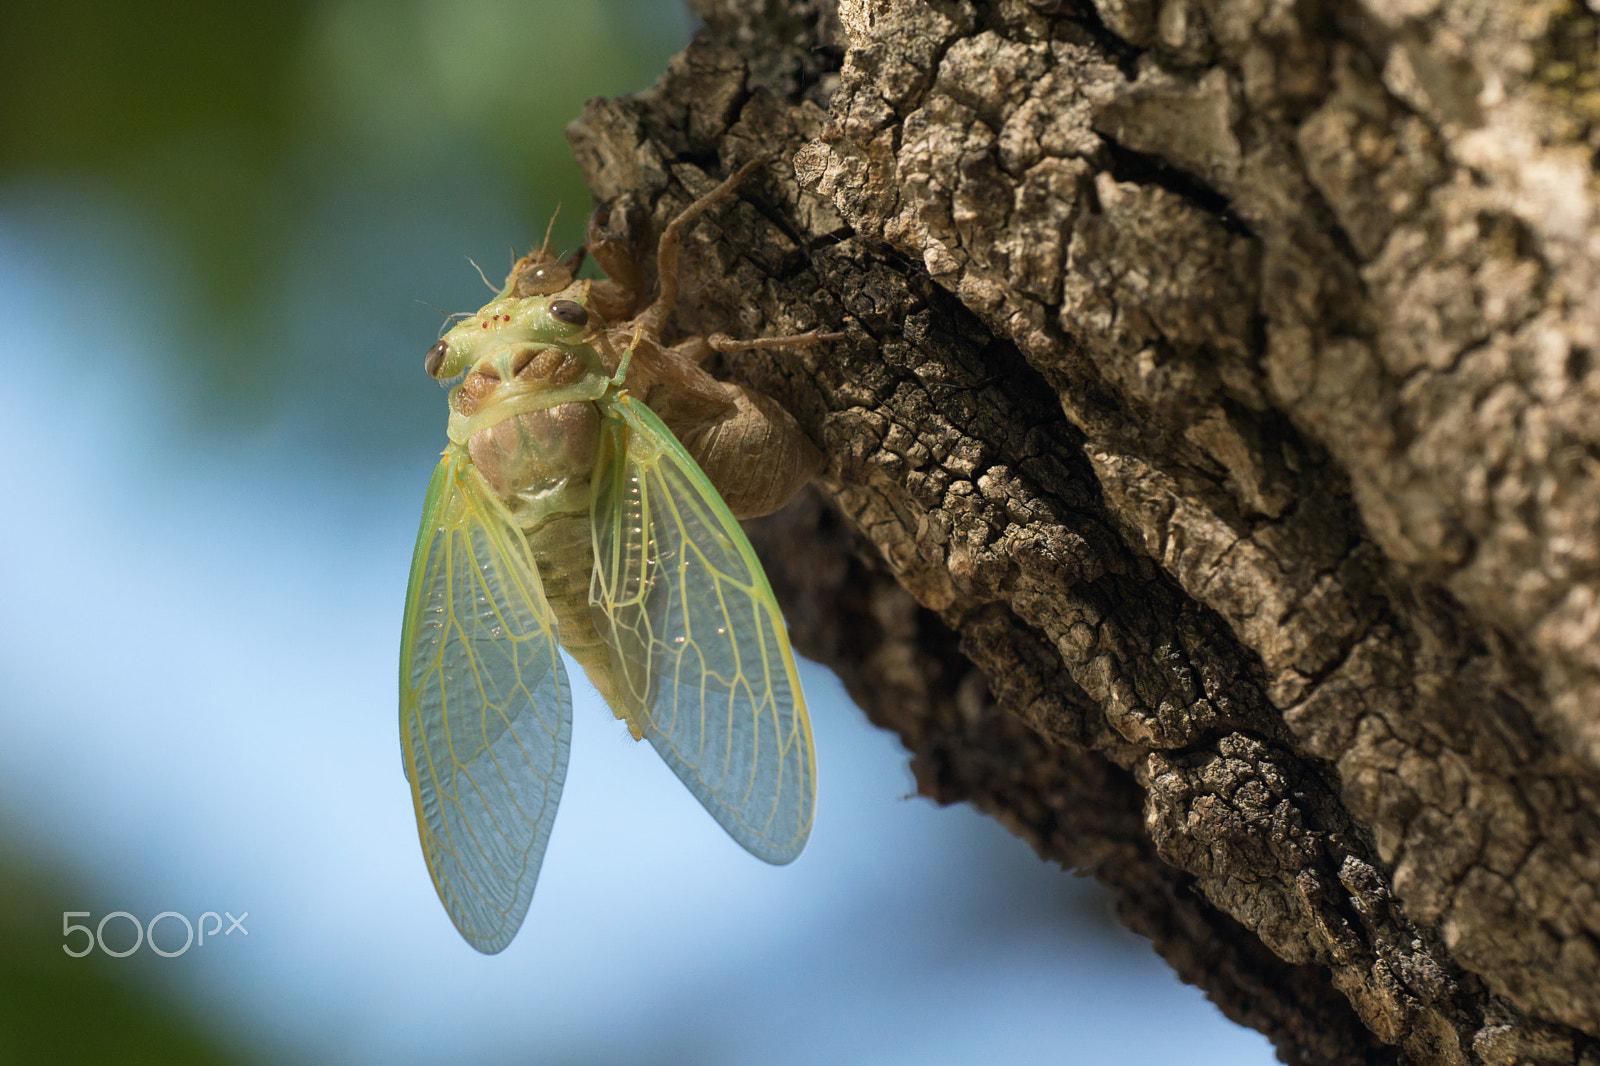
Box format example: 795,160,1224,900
400,451,571,953
590,393,814,863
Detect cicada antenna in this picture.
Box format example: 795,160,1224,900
537,206,561,259
415,299,472,339
465,257,497,294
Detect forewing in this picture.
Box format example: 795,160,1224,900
400,453,571,953
590,394,814,863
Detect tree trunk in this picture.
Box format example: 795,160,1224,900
565,1,1600,1062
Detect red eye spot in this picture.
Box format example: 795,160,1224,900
482,322,489,329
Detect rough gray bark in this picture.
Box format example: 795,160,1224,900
565,1,1600,1062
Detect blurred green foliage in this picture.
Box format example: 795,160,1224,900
0,844,254,1065
0,0,687,407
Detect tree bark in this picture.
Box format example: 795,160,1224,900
565,1,1600,1062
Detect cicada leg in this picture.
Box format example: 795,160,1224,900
635,158,767,338
596,158,846,517
706,329,847,353
584,201,645,323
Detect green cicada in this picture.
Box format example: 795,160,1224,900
400,163,835,953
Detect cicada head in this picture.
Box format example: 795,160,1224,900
507,245,586,300
502,210,588,300
424,293,592,381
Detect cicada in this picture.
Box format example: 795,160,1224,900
399,162,837,953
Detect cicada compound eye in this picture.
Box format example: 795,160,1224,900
549,299,588,327
425,340,449,377
517,259,573,297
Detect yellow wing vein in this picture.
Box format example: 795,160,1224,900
399,451,572,953
589,396,814,864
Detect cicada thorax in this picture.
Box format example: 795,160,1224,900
464,401,599,505
454,346,599,500
449,340,636,729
